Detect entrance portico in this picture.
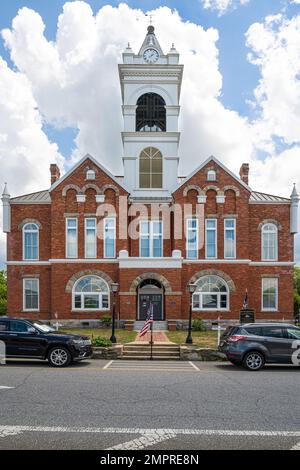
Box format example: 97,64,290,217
137,279,164,321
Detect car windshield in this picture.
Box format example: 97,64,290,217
33,322,55,333
287,328,300,339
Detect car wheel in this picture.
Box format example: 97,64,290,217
48,347,72,368
242,351,265,371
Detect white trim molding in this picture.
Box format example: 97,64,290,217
119,256,182,269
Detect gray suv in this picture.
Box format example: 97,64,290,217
218,323,300,370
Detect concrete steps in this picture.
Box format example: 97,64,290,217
133,321,168,331
122,343,180,360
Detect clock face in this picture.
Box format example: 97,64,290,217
143,48,159,64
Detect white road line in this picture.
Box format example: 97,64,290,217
189,361,200,371
107,432,176,450
0,386,14,390
291,441,300,450
103,360,113,370
0,425,300,438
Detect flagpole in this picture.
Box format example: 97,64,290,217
150,319,153,360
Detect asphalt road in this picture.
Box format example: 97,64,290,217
0,359,300,450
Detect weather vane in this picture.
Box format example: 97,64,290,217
145,13,155,25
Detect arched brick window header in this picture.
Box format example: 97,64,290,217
129,272,172,293
65,270,114,293
183,184,201,197
18,219,42,230
188,269,236,293
257,219,282,231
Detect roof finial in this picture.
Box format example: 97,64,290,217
2,182,10,198
145,13,155,27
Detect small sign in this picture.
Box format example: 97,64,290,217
240,309,255,324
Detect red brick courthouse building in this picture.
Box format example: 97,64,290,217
2,27,299,327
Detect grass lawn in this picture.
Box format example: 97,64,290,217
61,328,137,344
166,330,218,349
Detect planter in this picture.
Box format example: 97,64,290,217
92,344,123,359
180,345,227,361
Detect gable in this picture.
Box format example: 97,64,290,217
50,154,129,195
172,156,251,196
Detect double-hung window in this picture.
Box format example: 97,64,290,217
66,218,78,258
23,223,39,260
224,219,236,258
23,278,39,311
85,218,97,258
205,219,217,259
186,218,198,259
262,278,278,311
104,218,116,258
140,220,163,257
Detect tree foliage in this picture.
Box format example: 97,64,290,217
294,267,300,317
0,270,7,315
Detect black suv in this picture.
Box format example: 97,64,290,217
0,317,93,367
219,322,300,371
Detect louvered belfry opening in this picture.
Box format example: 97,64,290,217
136,93,166,132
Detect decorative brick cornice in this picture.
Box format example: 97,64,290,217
65,270,114,293
188,269,236,292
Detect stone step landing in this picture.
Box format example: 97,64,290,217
133,321,168,331
122,343,180,360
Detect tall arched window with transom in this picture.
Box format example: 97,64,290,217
261,223,278,261
139,147,163,189
23,223,39,260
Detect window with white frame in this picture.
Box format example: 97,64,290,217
262,223,278,261
262,278,278,311
186,218,198,259
23,278,39,311
66,218,78,258
207,169,216,181
205,219,217,258
140,220,163,257
85,218,97,258
192,275,229,311
224,219,236,258
72,276,109,310
23,223,39,260
86,169,96,180
104,218,116,258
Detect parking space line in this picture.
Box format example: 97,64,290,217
103,360,113,370
189,361,200,371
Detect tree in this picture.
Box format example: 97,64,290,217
0,270,7,315
294,267,300,318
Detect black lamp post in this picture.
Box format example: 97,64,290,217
186,283,197,344
110,282,119,344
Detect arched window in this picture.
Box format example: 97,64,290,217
23,223,39,260
72,276,109,310
262,223,278,261
136,93,166,132
139,147,163,189
192,275,229,310
207,170,216,181
86,169,96,180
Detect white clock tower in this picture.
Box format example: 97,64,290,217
118,26,183,199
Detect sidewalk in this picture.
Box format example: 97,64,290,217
133,331,172,343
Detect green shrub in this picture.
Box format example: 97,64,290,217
101,314,112,326
192,317,207,332
92,336,112,347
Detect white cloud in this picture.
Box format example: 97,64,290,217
201,0,250,15
0,2,299,263
0,56,62,264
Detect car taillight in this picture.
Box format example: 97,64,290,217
227,335,247,342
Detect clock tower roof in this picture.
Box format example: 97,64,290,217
138,25,164,56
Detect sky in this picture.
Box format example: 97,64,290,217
0,0,300,265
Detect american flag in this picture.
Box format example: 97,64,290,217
243,289,248,309
139,303,154,337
